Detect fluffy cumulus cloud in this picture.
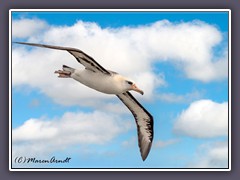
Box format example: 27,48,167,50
154,139,180,148
174,99,228,138
187,141,228,168
12,18,49,38
12,111,133,157
158,90,203,104
12,18,227,107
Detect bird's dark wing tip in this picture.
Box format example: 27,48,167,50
13,42,44,48
13,42,30,45
13,41,24,45
140,141,153,161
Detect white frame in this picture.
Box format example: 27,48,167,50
9,9,231,171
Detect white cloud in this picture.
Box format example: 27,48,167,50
122,137,137,147
12,111,133,157
154,139,180,148
12,18,48,38
12,18,228,107
187,141,228,168
97,102,130,114
173,99,228,138
158,90,203,103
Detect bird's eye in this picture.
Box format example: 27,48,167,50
126,81,133,85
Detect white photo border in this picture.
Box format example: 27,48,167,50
9,9,231,171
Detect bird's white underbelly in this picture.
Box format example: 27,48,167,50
71,69,124,94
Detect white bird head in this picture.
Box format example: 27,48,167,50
124,79,144,95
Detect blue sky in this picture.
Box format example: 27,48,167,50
11,10,229,169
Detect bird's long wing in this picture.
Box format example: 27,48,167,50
15,42,111,75
117,92,154,161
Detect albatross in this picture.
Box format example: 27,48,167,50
15,42,154,161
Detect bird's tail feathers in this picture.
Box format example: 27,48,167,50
62,65,75,73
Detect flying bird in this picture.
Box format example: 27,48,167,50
15,42,154,161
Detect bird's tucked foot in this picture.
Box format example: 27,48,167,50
54,70,71,78
54,65,75,78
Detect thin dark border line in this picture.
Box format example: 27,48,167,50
11,167,230,169
10,10,231,13
228,9,230,168
10,9,231,171
10,11,13,171
228,11,232,169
